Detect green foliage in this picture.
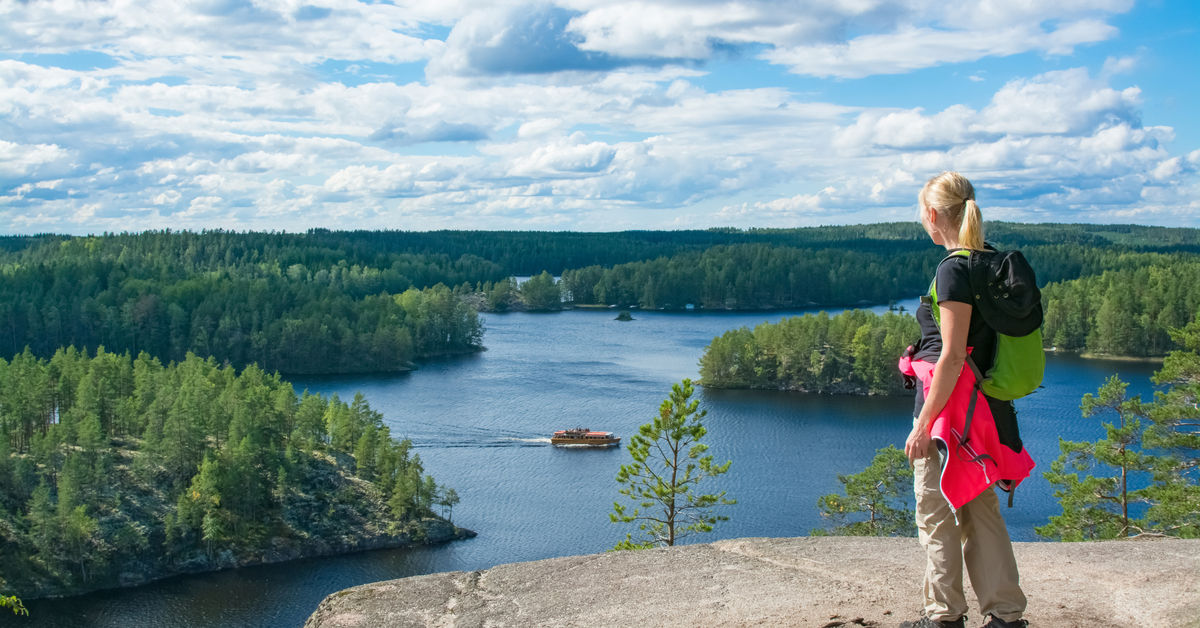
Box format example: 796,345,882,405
483,277,519,312
1039,376,1162,540
437,487,460,523
611,379,734,548
561,244,935,310
699,310,917,394
0,348,456,598
518,271,563,311
0,581,27,617
1042,262,1200,357
0,232,485,374
813,446,915,537
1143,320,1200,537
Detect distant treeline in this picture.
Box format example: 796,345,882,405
699,255,1200,395
699,311,918,395
556,242,1200,312
561,245,935,310
5,224,1200,374
0,233,483,374
1043,261,1200,357
0,348,454,598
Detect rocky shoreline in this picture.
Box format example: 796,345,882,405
23,519,475,601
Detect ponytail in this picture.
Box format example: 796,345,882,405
921,171,985,250
959,198,985,250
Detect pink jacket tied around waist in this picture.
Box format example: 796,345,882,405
899,348,1035,511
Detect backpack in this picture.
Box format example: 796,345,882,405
929,246,1045,401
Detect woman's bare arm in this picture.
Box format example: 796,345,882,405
905,299,972,461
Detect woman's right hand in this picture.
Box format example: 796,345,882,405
905,423,932,461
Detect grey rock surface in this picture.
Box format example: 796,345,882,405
304,536,1200,627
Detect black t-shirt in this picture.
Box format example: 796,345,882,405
911,251,1023,452
913,253,996,372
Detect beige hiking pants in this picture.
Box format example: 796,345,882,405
914,450,1027,623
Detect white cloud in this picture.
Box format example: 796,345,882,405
710,63,1192,228
0,0,441,78
834,106,977,151
979,68,1141,136
765,20,1117,78
507,135,617,177
0,1,1195,233
419,1,1135,79
0,140,71,178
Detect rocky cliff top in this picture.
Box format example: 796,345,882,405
304,536,1200,627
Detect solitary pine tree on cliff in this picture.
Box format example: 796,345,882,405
813,445,915,537
611,379,734,549
1040,322,1200,540
1143,320,1200,537
1038,376,1156,540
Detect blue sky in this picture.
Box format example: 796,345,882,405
1,0,1197,234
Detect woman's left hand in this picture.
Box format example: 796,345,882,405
905,424,932,461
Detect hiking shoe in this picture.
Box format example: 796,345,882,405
899,616,966,628
979,615,1027,628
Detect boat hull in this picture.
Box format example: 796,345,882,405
550,437,621,447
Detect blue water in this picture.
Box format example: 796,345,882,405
22,304,1161,627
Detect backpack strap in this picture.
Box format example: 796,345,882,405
928,250,987,457
928,249,971,327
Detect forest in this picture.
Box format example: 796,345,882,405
555,239,1200,315
0,347,456,598
698,252,1200,394
1041,261,1200,357
0,232,484,374
696,231,1200,392
4,225,1200,375
699,311,918,394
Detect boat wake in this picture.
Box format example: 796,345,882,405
410,434,552,448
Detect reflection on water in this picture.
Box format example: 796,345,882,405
24,303,1162,628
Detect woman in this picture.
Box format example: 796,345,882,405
898,172,1030,628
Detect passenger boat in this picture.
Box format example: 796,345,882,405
551,427,620,447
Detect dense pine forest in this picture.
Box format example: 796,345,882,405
699,311,919,394
0,348,460,598
0,232,485,374
5,224,1200,374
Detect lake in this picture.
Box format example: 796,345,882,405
23,304,1162,627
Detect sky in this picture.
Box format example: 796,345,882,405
1,0,1198,234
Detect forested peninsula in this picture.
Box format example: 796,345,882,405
0,348,467,599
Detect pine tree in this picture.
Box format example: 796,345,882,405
439,487,460,523
611,379,734,549
813,445,915,536
1143,320,1200,537
61,505,99,582
27,480,57,559
354,430,378,481
292,392,328,450
1038,376,1156,540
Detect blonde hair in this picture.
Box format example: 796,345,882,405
919,171,985,250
